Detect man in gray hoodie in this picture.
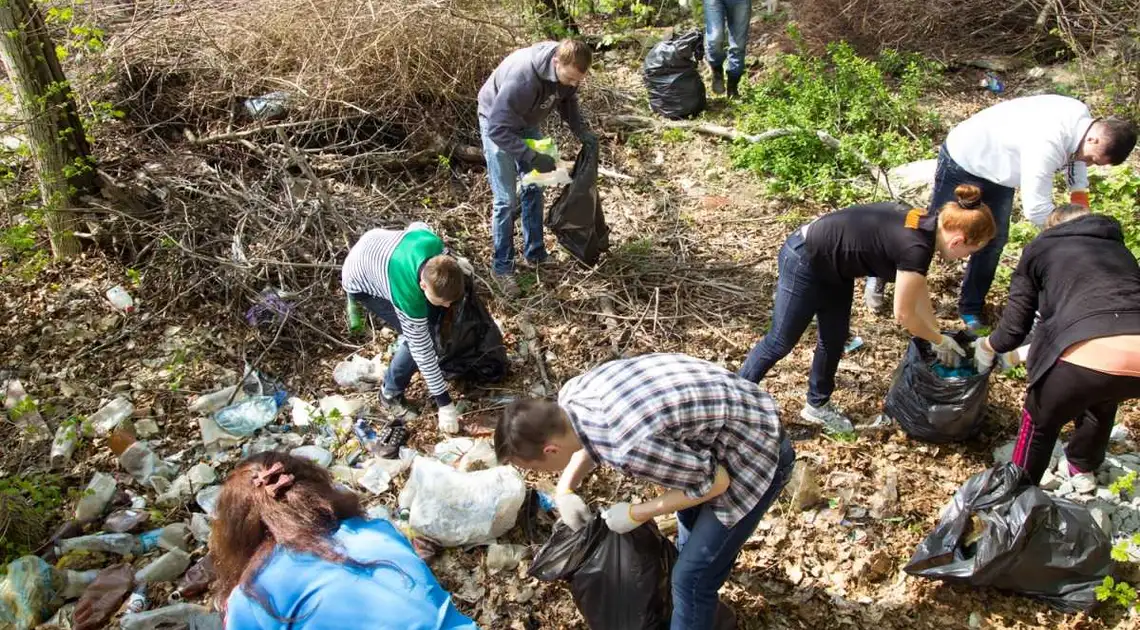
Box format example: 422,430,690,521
477,39,596,297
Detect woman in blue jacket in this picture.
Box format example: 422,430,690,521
211,452,476,630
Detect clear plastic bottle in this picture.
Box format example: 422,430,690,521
106,285,135,313
90,397,134,437
74,472,117,522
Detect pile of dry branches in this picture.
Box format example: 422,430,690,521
91,0,516,149
794,0,1138,61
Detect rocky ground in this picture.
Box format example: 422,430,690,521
2,23,1139,630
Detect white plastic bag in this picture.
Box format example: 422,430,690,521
398,457,525,547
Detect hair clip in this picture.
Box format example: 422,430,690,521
252,461,286,488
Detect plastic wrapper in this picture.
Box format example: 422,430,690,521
883,331,991,443
398,457,525,547
905,463,1113,612
530,516,676,630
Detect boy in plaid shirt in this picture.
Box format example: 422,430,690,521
494,353,794,629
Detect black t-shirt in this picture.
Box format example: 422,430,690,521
803,202,937,283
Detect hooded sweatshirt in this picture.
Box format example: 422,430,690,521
477,42,586,165
990,214,1140,386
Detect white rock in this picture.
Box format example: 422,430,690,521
291,445,333,468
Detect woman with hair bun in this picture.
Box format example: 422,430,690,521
739,184,997,430
211,452,477,629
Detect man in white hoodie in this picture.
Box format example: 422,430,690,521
865,95,1136,331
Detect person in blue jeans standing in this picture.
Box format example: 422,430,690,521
494,352,792,629
477,39,597,298
864,95,1136,331
704,0,751,98
740,188,996,431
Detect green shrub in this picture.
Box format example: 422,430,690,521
1089,165,1140,258
0,474,65,564
731,28,943,205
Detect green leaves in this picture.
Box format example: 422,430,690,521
732,38,942,205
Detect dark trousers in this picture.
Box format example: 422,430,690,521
927,145,1016,318
739,231,853,407
350,292,443,399
1012,360,1140,483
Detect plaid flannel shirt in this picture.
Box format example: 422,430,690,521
558,353,783,528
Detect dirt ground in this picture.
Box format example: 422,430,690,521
2,15,1139,630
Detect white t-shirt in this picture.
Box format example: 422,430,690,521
945,95,1093,226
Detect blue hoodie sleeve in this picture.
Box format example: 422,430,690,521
487,80,540,165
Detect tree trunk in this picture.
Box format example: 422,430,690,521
0,0,94,258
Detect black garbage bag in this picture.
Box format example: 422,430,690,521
883,331,991,443
643,29,706,119
905,463,1113,612
530,515,676,630
434,275,508,383
545,143,610,266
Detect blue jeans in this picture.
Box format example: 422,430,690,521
927,145,1015,318
350,292,443,400
739,231,853,407
672,435,795,629
704,0,752,80
479,119,547,276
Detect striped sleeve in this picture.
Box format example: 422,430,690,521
394,309,452,407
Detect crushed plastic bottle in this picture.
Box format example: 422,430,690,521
61,568,100,599
333,355,380,389
135,548,191,584
157,523,192,552
195,485,222,518
57,533,140,556
190,513,211,543
214,393,285,435
90,397,135,437
120,603,214,630
104,509,151,534
106,285,136,313
174,556,215,599
75,472,117,522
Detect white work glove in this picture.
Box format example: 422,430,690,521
437,404,460,434
554,490,593,532
932,334,967,367
454,255,474,276
973,338,996,372
601,502,644,534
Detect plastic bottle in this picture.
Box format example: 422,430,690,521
174,555,216,599
57,533,140,556
188,385,247,415
119,441,177,485
346,295,364,333
61,569,100,599
104,509,150,533
214,395,283,435
135,548,191,584
50,421,80,469
74,472,117,522
120,604,214,630
90,397,135,437
125,583,148,613
106,285,135,313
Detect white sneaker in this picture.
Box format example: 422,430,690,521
800,402,855,435
1057,457,1097,494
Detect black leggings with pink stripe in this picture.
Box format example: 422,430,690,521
1013,360,1140,484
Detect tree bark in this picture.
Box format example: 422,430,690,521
0,0,94,258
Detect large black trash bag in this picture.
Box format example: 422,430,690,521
883,330,991,443
643,29,706,119
545,142,610,266
905,463,1113,612
434,275,508,383
530,515,676,630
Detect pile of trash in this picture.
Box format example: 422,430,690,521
993,424,1140,553
1,356,533,629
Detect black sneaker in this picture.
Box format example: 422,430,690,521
711,68,725,95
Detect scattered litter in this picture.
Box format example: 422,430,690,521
195,485,222,518
333,355,382,389
105,285,136,313
290,445,333,468
75,473,117,522
120,603,216,630
0,556,64,629
214,393,286,436
58,533,140,556
358,464,392,495
90,397,134,437
73,564,133,630
135,549,192,584
486,544,527,574
104,510,151,534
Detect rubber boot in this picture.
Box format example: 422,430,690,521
710,67,725,95
727,75,741,99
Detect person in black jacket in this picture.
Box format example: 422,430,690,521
976,205,1140,489
739,185,996,432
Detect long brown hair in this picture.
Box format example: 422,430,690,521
938,184,997,246
210,452,382,616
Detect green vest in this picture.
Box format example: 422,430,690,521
388,229,444,319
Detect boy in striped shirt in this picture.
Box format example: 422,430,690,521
342,222,465,433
